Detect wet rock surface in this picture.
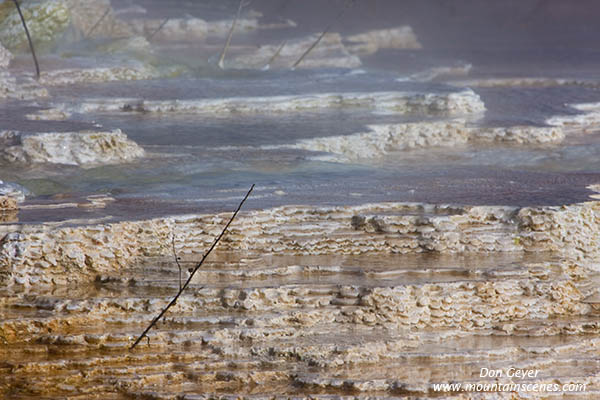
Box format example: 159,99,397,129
0,179,28,202
285,121,564,162
0,129,144,166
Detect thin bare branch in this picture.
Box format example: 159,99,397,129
217,0,245,69
171,233,182,290
130,184,255,350
263,40,287,70
85,6,111,39
291,0,356,69
147,17,170,41
291,29,330,70
12,0,40,80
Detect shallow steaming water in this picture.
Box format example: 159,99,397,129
3,0,600,223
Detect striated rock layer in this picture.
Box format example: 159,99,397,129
0,198,599,399
2,201,599,287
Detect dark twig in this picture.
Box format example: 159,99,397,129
130,184,255,350
171,233,182,290
11,0,40,79
85,6,111,39
263,40,287,70
291,29,330,70
291,0,355,69
217,0,246,69
147,17,170,41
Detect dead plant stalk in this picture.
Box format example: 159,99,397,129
130,184,255,350
217,0,247,69
291,0,356,69
85,6,111,38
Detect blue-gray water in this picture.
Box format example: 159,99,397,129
3,0,600,223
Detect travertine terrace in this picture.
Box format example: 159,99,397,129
1,1,600,399
58,89,486,116
1,198,600,398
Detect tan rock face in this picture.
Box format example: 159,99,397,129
0,195,17,210
0,200,599,398
1,201,598,287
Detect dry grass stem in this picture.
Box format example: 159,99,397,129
148,17,170,41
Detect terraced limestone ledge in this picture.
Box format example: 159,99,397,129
1,200,599,287
283,120,564,162
61,89,486,116
1,199,599,399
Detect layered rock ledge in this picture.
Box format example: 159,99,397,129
283,121,564,161
0,129,144,166
1,201,598,286
0,199,599,398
